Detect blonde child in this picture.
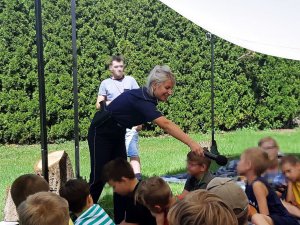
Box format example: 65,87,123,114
17,192,69,225
237,147,298,225
258,137,286,194
167,189,238,225
280,155,300,218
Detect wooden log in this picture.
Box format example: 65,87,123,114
3,151,74,221
34,150,74,194
3,187,18,222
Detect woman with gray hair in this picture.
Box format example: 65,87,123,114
87,65,204,224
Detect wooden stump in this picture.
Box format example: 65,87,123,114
3,151,75,222
34,150,74,194
3,188,18,222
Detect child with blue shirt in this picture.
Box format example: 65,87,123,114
237,147,298,225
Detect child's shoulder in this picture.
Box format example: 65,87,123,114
252,179,268,191
252,177,269,188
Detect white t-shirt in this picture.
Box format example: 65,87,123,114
98,76,139,101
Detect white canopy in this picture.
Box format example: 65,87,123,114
159,0,300,61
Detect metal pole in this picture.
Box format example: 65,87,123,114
206,32,219,155
34,0,48,182
71,0,80,178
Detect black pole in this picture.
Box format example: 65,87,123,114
34,0,48,182
71,0,80,178
206,32,219,155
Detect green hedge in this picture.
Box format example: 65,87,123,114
0,0,299,143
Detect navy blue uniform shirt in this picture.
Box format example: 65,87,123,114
107,87,162,128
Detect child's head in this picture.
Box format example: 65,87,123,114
258,137,279,168
102,158,136,195
11,174,49,208
167,190,238,225
59,178,93,214
17,192,69,225
237,147,269,176
280,155,300,183
135,176,172,213
186,151,211,176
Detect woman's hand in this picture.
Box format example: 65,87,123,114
188,141,204,156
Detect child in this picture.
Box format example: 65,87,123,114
167,189,238,225
258,137,286,193
237,147,298,225
280,155,300,218
59,179,115,225
17,192,69,225
102,158,156,225
11,174,74,225
11,174,49,208
181,151,214,198
135,176,178,225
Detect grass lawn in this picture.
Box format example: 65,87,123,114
0,128,299,220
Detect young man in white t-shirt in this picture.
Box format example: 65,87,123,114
96,55,142,180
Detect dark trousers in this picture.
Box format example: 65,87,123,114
88,118,127,224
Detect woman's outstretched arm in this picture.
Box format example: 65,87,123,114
154,116,204,156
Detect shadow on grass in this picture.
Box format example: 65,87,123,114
98,191,114,219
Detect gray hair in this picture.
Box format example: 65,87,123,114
146,65,176,97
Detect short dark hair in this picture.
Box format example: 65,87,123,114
280,155,300,167
102,158,135,182
11,174,49,207
109,55,124,65
59,179,90,213
187,151,211,169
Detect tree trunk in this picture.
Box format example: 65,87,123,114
34,150,74,194
3,150,74,222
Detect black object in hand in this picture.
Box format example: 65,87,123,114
204,151,228,166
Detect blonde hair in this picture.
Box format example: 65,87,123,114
258,136,279,150
145,65,175,97
17,192,69,225
135,176,172,211
243,147,270,176
168,190,238,225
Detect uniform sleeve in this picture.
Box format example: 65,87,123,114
98,81,107,96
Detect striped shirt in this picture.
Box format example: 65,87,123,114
75,204,115,225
